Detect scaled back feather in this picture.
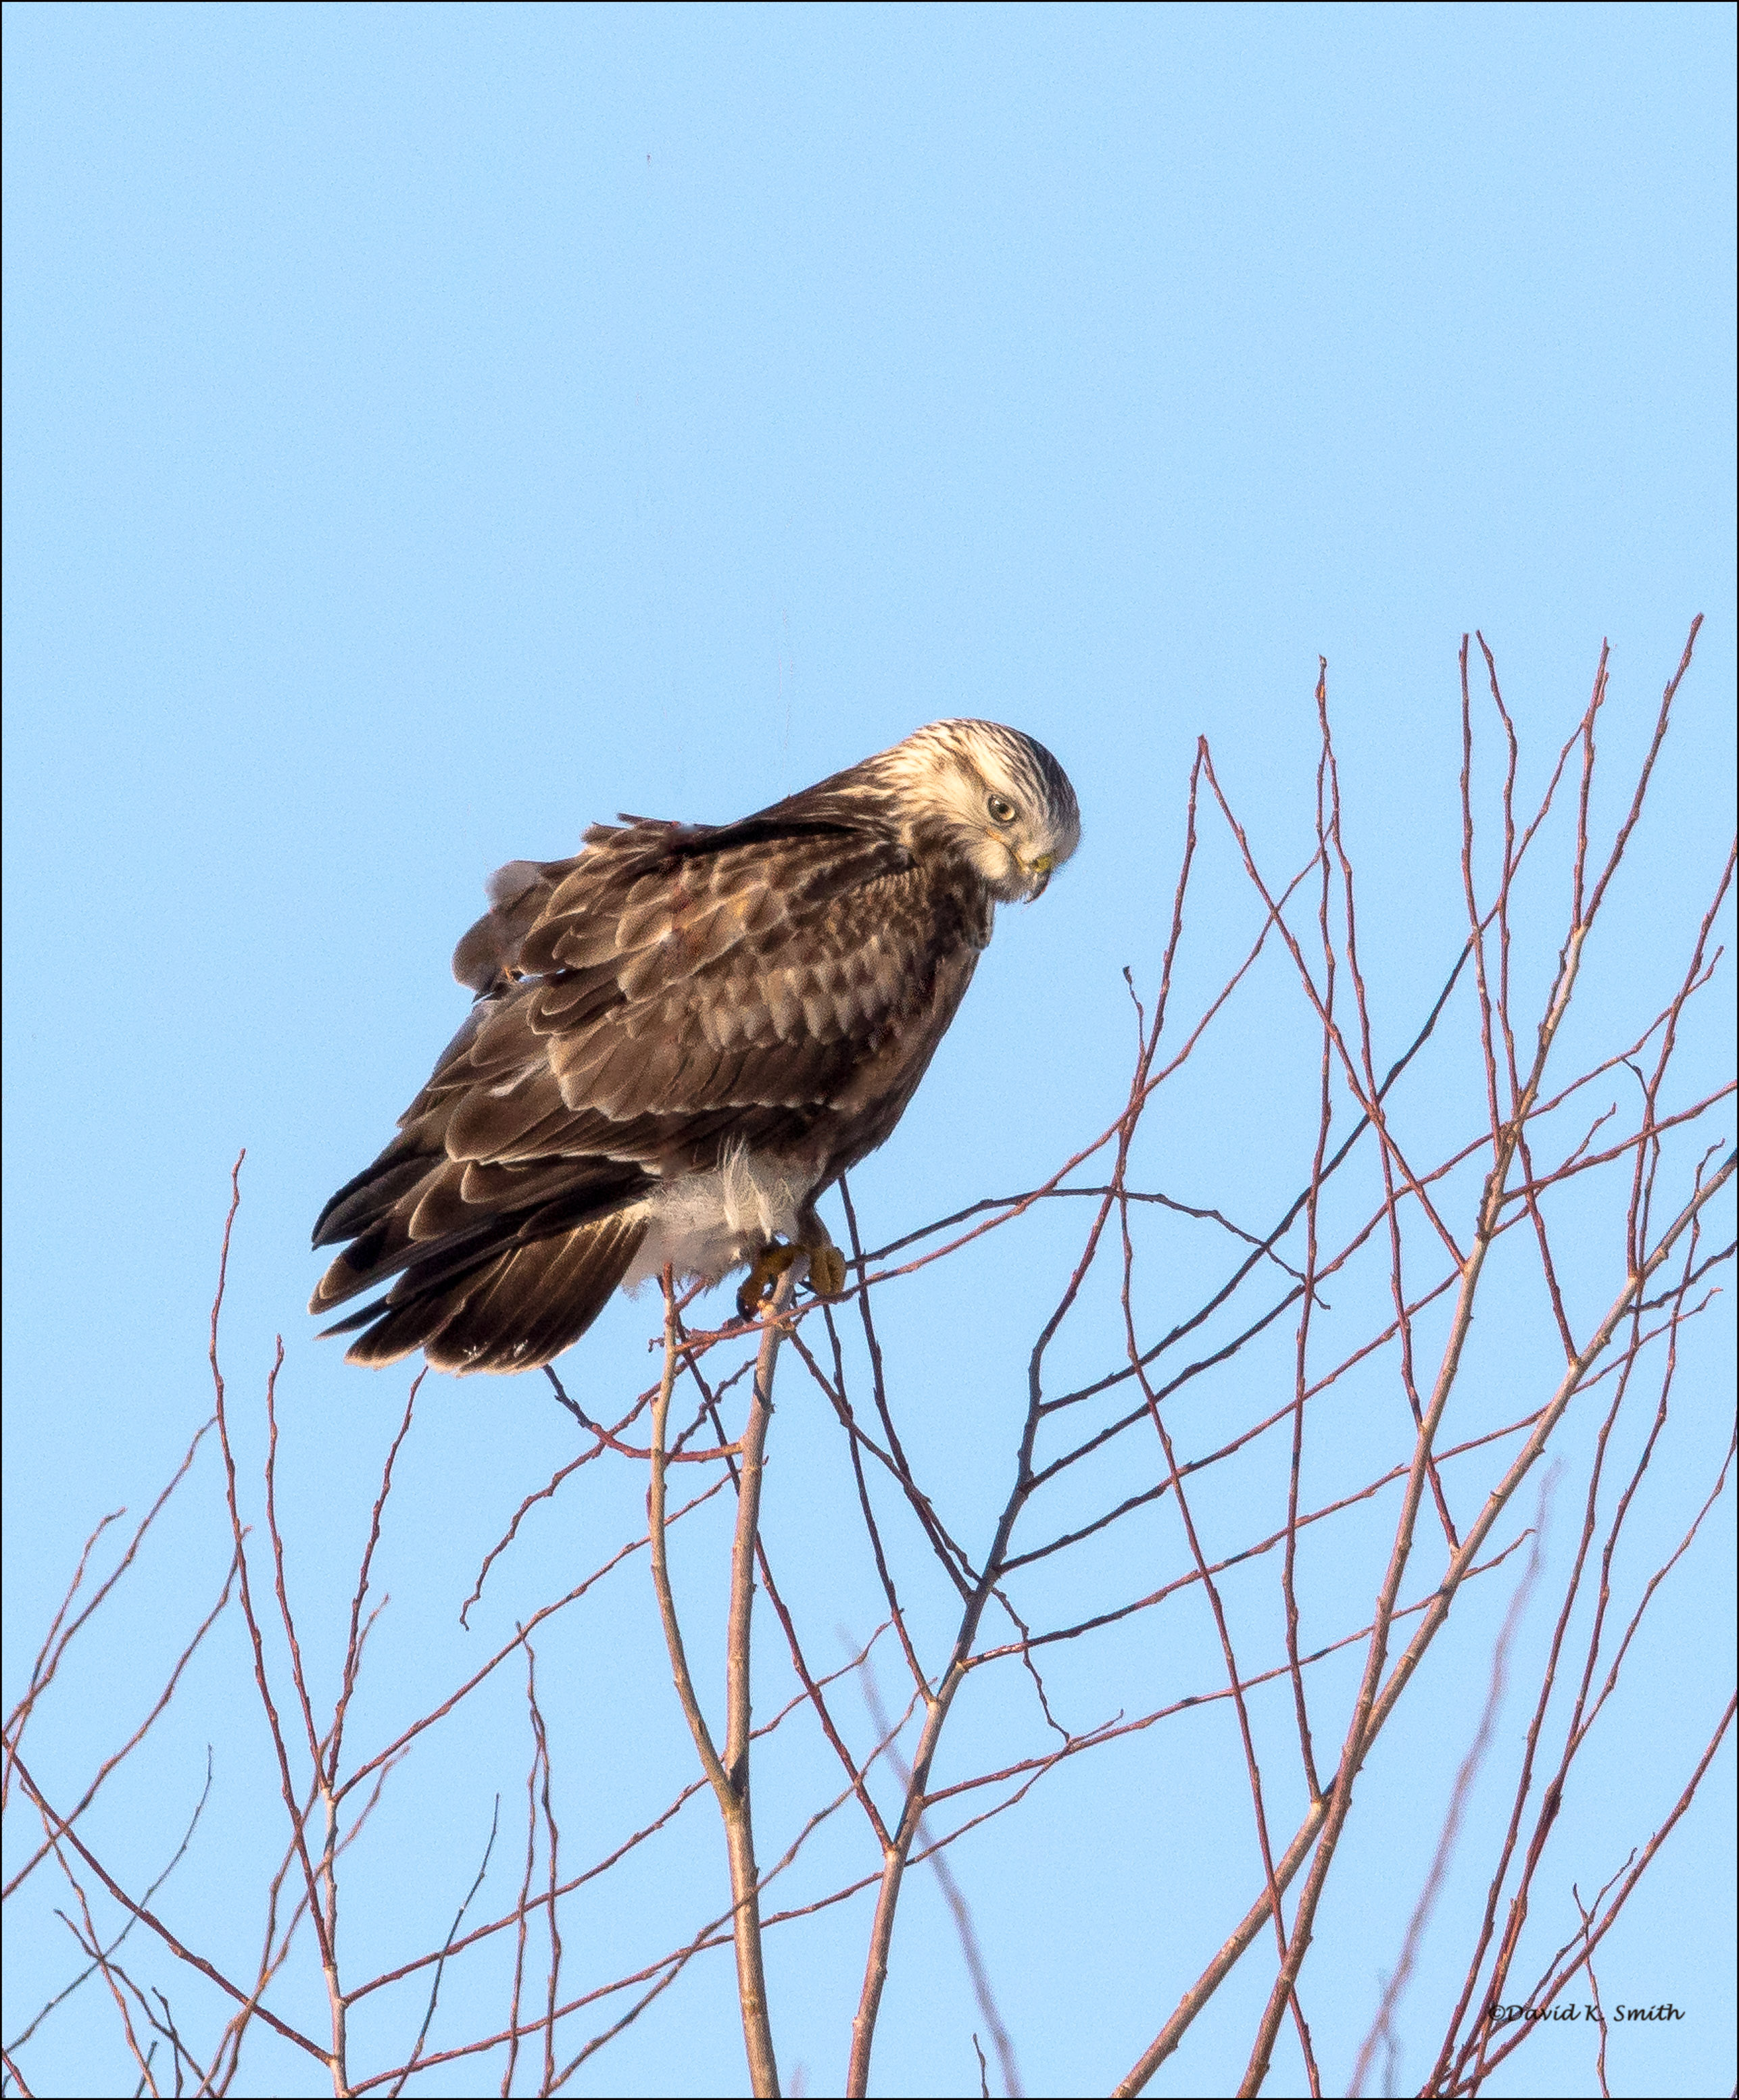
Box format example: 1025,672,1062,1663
311,719,1079,1374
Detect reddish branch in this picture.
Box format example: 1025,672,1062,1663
7,624,1731,2100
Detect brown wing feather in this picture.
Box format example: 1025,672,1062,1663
312,807,990,1371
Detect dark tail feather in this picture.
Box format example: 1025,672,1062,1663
337,1212,647,1376
310,1160,651,1319
312,1149,432,1249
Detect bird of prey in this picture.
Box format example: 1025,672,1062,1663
310,719,1080,1374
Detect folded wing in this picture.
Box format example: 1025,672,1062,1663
310,811,986,1371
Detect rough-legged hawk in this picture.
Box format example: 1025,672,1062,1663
311,719,1080,1373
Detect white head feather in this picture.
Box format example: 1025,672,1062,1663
871,719,1081,899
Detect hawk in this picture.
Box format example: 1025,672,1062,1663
310,719,1080,1374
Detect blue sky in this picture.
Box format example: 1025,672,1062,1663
3,5,1734,2097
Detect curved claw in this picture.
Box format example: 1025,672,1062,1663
735,1238,849,1320
735,1243,800,1322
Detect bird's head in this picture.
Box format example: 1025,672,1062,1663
879,720,1081,901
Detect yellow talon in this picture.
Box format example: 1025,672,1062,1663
806,1243,848,1299
736,1243,800,1322
735,1239,848,1319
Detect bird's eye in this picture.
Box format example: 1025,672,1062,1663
986,794,1017,826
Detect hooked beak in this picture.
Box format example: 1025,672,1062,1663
1023,851,1056,901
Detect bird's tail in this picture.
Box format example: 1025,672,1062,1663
322,1211,647,1375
